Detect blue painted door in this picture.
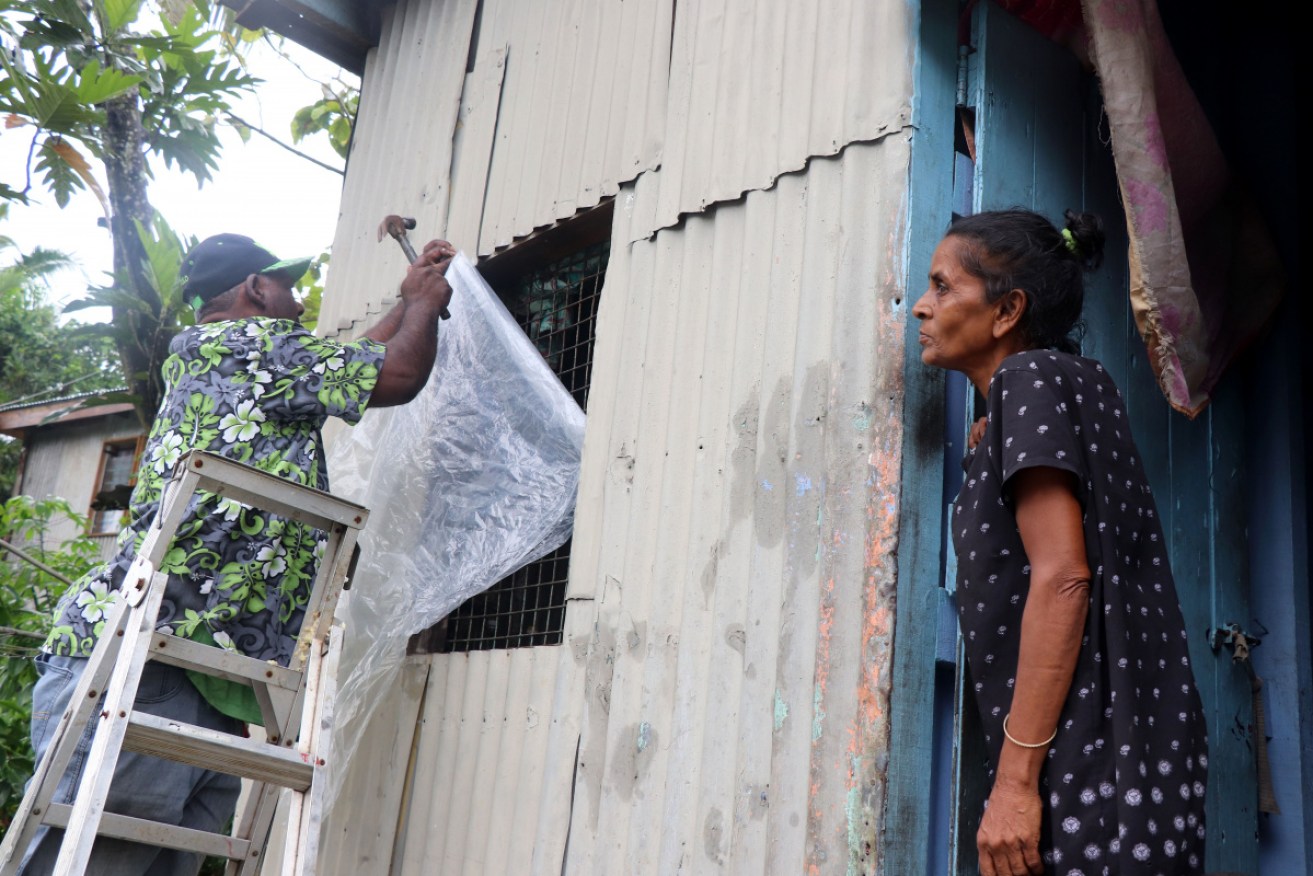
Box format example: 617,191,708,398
937,3,1260,872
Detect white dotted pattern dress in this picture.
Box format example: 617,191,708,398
954,350,1208,875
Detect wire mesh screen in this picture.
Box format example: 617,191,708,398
433,240,608,652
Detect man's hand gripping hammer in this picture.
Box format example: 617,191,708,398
378,214,451,319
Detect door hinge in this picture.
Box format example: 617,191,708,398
956,44,971,108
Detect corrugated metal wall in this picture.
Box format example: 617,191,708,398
472,0,672,252
317,0,673,338
316,0,917,872
625,0,911,242
317,0,478,338
559,141,909,874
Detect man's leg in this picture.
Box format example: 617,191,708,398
141,766,247,876
20,655,242,876
18,653,91,873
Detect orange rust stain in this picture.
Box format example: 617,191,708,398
867,604,891,641
806,577,840,869
856,336,903,741
813,580,836,698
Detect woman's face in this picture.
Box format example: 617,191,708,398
912,235,1007,375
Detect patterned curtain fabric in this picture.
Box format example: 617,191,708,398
997,0,1285,417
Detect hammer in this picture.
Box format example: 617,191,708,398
378,214,451,319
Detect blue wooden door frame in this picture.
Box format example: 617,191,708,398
883,0,962,869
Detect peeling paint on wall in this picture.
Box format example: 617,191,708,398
775,691,790,732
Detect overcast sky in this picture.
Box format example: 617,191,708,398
0,36,356,317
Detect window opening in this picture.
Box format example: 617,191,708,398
422,237,608,653
89,438,142,535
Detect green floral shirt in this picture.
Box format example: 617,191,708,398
44,318,384,665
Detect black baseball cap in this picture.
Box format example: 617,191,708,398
180,234,312,310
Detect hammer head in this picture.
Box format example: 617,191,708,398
377,214,417,242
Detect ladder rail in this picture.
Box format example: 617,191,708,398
47,461,206,875
136,466,206,574
51,570,169,875
286,525,359,680
0,597,129,875
228,783,281,876
281,625,341,876
228,617,349,876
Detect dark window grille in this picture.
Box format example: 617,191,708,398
432,240,608,652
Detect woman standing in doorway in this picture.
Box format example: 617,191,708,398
913,208,1207,875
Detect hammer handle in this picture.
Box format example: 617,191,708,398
398,236,419,264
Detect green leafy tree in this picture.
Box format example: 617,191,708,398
0,208,122,495
61,210,197,411
294,250,326,331
0,0,256,424
290,86,357,160
0,213,121,409
0,495,98,829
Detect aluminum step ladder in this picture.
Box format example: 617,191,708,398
0,450,369,876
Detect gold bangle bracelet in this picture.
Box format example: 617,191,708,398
1002,713,1058,749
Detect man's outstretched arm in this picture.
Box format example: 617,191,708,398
366,239,456,407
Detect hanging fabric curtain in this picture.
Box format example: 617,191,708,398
995,0,1284,417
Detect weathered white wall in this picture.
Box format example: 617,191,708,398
560,142,909,874
316,0,916,872
15,413,142,556
317,0,673,339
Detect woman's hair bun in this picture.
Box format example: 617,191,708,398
1063,209,1106,272
945,207,1104,354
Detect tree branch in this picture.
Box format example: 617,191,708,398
224,113,344,176
0,625,46,642
0,537,75,587
260,32,350,101
23,128,40,196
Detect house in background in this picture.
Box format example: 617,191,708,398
227,0,1306,873
0,393,143,560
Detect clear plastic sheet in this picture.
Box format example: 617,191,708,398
321,253,585,805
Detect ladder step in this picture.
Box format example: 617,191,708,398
186,452,368,531
42,804,254,861
149,634,301,691
122,712,315,790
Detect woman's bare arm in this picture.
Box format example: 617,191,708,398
977,465,1091,876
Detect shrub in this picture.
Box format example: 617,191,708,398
0,496,98,830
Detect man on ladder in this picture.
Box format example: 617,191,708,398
15,231,455,875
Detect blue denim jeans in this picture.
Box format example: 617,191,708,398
20,653,243,876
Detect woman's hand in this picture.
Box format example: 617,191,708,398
977,782,1044,875
968,416,987,449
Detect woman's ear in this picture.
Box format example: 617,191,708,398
993,288,1027,338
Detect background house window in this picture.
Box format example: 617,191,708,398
89,438,142,535
414,225,609,654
